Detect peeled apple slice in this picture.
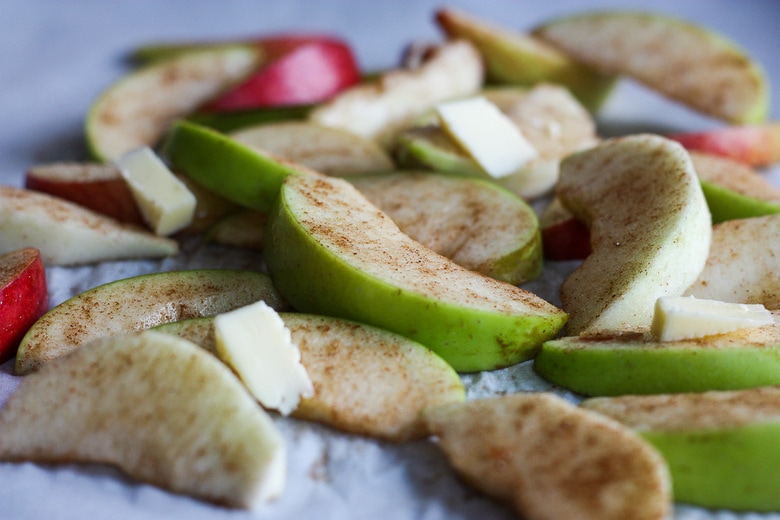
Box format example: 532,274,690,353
86,45,262,161
651,295,774,341
0,331,286,509
214,300,313,415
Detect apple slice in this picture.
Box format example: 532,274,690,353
422,393,671,520
86,45,262,161
162,120,303,212
534,311,780,396
685,214,780,308
557,134,711,335
533,11,769,124
229,121,394,176
308,39,483,147
15,269,288,375
350,171,542,285
539,197,591,261
155,313,465,442
0,185,179,266
394,84,598,200
205,209,266,250
582,387,780,511
186,103,314,133
434,7,616,112
668,121,780,167
0,248,48,364
263,172,567,373
0,330,286,508
24,162,145,226
203,39,361,112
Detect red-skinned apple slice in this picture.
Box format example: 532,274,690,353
0,248,48,364
667,122,780,167
539,197,591,261
203,39,361,112
25,162,145,226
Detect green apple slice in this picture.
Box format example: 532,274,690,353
156,313,465,442
350,171,542,284
229,121,394,176
533,11,769,124
186,103,315,133
162,120,304,211
422,393,671,520
692,152,780,223
435,7,616,112
557,134,711,335
263,172,567,372
86,45,262,162
582,387,780,511
15,269,288,375
0,185,179,265
685,214,780,308
0,330,285,508
394,84,598,200
535,311,780,396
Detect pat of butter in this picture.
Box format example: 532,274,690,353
436,96,538,179
114,146,196,236
214,301,314,416
651,295,774,341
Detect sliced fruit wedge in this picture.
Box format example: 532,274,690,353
535,311,780,396
668,121,780,167
435,7,616,112
263,172,567,372
533,11,769,124
685,214,780,308
350,171,542,284
205,209,266,250
0,248,48,363
15,269,288,375
423,393,671,520
229,121,394,176
86,45,262,161
0,330,286,509
557,134,711,335
582,387,780,511
155,313,465,442
0,185,178,265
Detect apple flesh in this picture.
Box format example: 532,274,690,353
582,387,780,511
422,393,671,520
668,122,780,167
535,311,780,396
533,11,769,124
15,269,288,375
0,185,179,266
203,39,361,112
155,313,466,442
434,7,616,112
0,330,286,508
0,248,48,364
263,172,567,372
557,134,712,335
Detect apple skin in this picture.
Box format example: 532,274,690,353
25,162,146,226
264,173,567,373
668,122,780,167
0,248,48,364
203,39,361,112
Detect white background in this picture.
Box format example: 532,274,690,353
2,1,780,519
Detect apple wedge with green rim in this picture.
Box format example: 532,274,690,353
162,119,304,211
15,269,288,375
535,312,780,396
86,45,262,162
263,172,567,373
434,7,616,113
350,171,542,285
533,11,769,124
155,313,465,442
0,330,286,508
557,134,711,336
582,386,780,511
